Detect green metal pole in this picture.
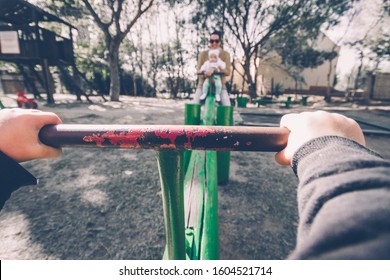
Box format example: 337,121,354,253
285,96,292,108
216,106,233,185
199,93,219,259
184,103,201,173
183,150,207,260
203,95,216,125
200,150,219,260
157,150,186,260
183,93,220,260
185,103,201,125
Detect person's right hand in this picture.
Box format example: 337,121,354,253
275,111,366,165
0,108,62,162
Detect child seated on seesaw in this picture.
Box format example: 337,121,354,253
199,49,226,102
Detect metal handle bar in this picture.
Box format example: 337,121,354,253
39,124,289,152
197,72,224,76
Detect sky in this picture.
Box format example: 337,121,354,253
323,0,389,79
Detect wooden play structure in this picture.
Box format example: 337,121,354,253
0,0,93,103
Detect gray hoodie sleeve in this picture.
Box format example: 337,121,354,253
289,136,390,259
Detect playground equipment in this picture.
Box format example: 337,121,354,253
38,73,289,260
253,96,292,108
253,95,309,108
16,90,38,109
39,124,288,260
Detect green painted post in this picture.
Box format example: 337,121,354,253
203,95,216,125
183,93,220,260
184,103,201,173
182,84,221,259
301,96,308,106
200,94,219,259
200,150,219,259
216,106,233,185
285,96,292,108
184,150,207,260
237,96,248,108
185,103,201,125
157,150,186,260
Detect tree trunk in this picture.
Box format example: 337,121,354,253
152,72,158,97
354,55,363,93
109,43,121,101
325,45,337,103
243,56,255,98
133,73,137,96
325,59,333,102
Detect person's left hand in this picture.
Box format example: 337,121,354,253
0,108,62,162
204,68,215,77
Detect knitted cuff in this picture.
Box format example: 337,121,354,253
291,136,380,175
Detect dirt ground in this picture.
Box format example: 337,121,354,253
0,94,389,260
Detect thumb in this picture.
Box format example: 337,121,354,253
275,148,292,166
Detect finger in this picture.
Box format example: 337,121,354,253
31,112,62,129
13,146,62,162
43,147,62,158
35,145,63,159
275,150,290,165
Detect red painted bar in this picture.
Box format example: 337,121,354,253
39,124,289,152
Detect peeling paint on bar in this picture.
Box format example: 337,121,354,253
83,130,145,148
39,124,289,152
155,128,185,144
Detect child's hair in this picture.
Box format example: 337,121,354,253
208,49,219,59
